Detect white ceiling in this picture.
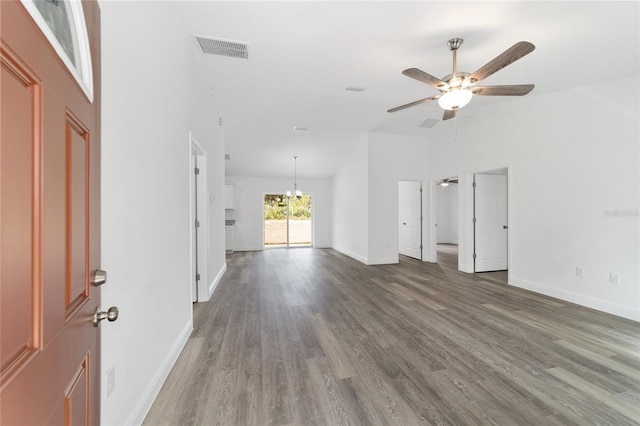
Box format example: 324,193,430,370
170,1,640,178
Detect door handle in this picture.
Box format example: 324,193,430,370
93,306,119,327
92,269,107,286
503,225,508,229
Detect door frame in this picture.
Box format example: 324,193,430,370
467,166,510,275
426,165,512,278
189,131,209,302
430,176,459,263
427,176,460,267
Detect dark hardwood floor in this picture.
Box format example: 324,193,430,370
143,247,640,425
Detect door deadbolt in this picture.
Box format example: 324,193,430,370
92,269,107,286
93,306,119,327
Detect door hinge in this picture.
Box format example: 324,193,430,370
472,182,477,188
196,273,200,281
195,220,200,228
419,187,423,193
472,253,477,260
472,217,477,224
420,245,423,249
195,167,200,175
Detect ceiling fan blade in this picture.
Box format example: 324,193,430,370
443,109,456,121
471,84,535,96
387,95,440,113
402,68,449,90
468,41,535,84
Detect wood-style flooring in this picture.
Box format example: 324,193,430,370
143,246,640,425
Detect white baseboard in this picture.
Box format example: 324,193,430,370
126,319,193,425
234,246,264,252
332,246,399,266
204,262,226,301
510,276,640,322
437,239,458,245
313,242,332,249
366,256,399,265
332,245,368,264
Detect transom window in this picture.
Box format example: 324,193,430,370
21,0,94,102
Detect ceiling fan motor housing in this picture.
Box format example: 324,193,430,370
447,38,464,50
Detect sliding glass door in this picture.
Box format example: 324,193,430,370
264,194,312,247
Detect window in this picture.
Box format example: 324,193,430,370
21,0,94,102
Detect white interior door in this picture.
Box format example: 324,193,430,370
474,174,508,271
398,181,422,260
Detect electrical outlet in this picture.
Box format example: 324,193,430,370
106,367,115,397
609,272,620,284
576,267,583,277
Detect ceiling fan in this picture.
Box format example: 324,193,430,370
438,178,458,187
388,38,535,121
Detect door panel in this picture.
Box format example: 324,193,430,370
1,1,101,424
474,174,508,272
66,114,90,316
65,356,90,426
0,39,43,389
398,181,422,260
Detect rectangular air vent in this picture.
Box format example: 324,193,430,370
419,118,439,128
293,126,309,132
194,35,249,60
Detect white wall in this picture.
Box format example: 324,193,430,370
332,133,429,265
225,176,333,250
187,41,227,300
332,136,369,262
426,76,640,321
368,132,429,264
101,2,225,424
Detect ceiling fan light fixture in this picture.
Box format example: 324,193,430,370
440,181,450,187
438,88,473,111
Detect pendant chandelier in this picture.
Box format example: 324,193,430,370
286,156,302,199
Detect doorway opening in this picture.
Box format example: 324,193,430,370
473,168,508,272
264,193,312,248
435,176,459,268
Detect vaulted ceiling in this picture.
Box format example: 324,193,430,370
170,1,640,178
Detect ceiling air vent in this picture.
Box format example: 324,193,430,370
195,35,249,60
293,126,309,132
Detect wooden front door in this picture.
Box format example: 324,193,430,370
1,0,102,424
